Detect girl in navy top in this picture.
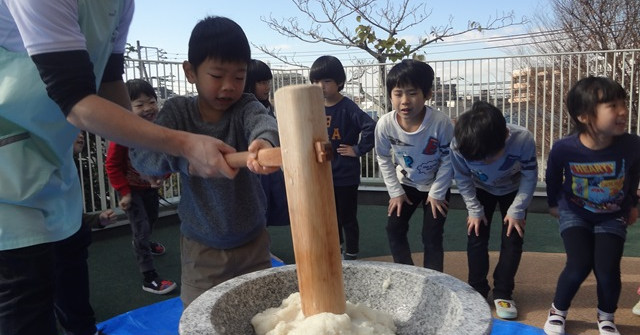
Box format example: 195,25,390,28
544,76,640,335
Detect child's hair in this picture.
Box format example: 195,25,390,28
244,59,273,95
566,76,627,134
309,55,346,91
386,59,434,97
188,16,250,70
454,101,508,161
125,79,157,101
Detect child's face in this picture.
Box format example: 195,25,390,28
184,58,247,115
390,85,429,122
312,79,341,101
72,132,85,155
583,98,628,137
131,93,158,122
254,80,272,101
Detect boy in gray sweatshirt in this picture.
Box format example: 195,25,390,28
450,101,538,320
130,16,279,307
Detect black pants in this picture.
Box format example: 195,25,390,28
0,222,96,335
0,243,57,335
553,227,624,313
54,222,97,335
334,185,359,255
126,188,160,274
467,189,523,300
386,185,449,271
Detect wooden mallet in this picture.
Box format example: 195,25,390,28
274,84,346,316
222,84,346,316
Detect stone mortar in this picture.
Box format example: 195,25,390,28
180,261,492,335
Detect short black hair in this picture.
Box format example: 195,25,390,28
309,55,346,91
454,101,508,161
125,79,157,101
244,59,273,95
566,76,627,134
188,16,251,70
386,59,434,97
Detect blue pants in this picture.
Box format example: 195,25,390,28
386,185,449,271
467,189,523,300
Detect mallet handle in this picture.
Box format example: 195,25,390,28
224,147,282,168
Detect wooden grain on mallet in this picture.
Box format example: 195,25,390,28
274,84,346,316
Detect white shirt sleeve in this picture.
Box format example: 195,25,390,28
4,0,86,55
113,0,134,54
375,113,405,198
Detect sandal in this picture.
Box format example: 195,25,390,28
543,310,566,335
494,299,517,319
597,319,620,335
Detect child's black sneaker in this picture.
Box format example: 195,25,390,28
344,253,358,260
149,241,166,256
142,277,176,295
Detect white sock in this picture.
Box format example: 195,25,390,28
597,308,615,321
551,303,568,317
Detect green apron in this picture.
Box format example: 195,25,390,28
0,0,125,250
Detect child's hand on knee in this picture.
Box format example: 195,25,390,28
504,216,525,238
467,216,487,236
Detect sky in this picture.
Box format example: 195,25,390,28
127,0,546,68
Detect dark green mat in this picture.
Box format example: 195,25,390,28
89,205,640,322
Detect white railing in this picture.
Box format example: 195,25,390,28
78,50,640,213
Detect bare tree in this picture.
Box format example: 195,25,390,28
258,0,525,66
523,0,640,134
528,0,640,53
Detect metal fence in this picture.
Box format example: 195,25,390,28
78,49,640,213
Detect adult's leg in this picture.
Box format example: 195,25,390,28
53,222,97,335
0,244,57,335
552,226,594,310
492,191,523,300
335,185,359,256
593,232,624,313
421,189,450,271
386,185,423,265
467,188,498,298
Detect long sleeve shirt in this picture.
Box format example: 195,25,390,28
451,124,538,220
129,94,279,249
374,106,454,201
325,97,376,186
546,133,640,221
106,142,154,197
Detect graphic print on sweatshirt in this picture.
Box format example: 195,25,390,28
569,159,626,213
394,136,442,176
469,154,520,184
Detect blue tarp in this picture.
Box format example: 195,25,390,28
97,257,545,334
